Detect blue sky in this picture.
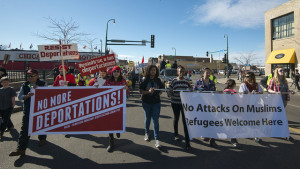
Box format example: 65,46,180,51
0,0,289,65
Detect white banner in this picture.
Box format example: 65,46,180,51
38,44,79,61
180,93,290,139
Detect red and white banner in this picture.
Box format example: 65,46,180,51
38,44,79,61
77,54,117,76
28,86,126,135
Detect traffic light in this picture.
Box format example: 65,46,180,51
206,51,208,57
151,35,155,48
224,53,227,63
222,57,226,63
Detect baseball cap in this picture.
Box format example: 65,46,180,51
27,69,38,75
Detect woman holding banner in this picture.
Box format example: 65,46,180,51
267,67,295,142
103,66,128,152
239,71,263,143
194,68,217,147
139,65,164,148
169,66,192,150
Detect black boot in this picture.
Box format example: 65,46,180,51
107,138,114,152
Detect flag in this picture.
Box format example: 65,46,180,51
30,44,33,49
141,56,144,64
8,43,11,48
83,45,87,49
20,43,22,49
94,46,97,50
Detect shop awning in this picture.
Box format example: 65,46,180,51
266,48,295,64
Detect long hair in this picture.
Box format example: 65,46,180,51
224,79,236,90
144,65,159,79
109,71,124,82
244,72,256,85
273,67,287,85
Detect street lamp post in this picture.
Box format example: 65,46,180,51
100,39,103,56
172,47,176,56
224,34,229,78
105,19,115,55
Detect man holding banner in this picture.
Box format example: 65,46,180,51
9,70,47,157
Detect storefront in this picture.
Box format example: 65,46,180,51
266,48,296,77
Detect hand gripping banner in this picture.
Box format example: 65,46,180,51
28,86,126,135
180,93,290,139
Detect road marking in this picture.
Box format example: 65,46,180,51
289,127,300,134
288,104,300,108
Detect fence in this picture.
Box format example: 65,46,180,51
7,70,51,82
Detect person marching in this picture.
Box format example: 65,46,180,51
0,77,16,140
267,67,295,142
239,71,263,143
9,70,47,157
223,79,239,147
194,67,217,146
103,66,129,152
169,66,192,150
139,65,164,148
89,70,108,87
53,65,76,86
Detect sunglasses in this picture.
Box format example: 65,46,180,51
245,76,251,78
28,75,37,78
278,70,284,72
113,70,120,73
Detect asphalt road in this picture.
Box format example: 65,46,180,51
1,75,300,169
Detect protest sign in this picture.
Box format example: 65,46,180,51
180,93,290,139
28,86,126,135
77,54,117,76
128,61,134,67
38,44,79,61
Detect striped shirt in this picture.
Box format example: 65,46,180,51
169,77,192,104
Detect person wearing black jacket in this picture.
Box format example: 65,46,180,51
9,69,47,157
171,60,178,69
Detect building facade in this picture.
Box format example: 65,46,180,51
265,0,300,77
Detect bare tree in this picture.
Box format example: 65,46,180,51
83,38,98,53
36,17,88,44
234,51,259,65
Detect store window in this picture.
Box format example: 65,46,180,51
272,13,294,40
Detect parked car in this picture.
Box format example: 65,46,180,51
160,69,192,89
218,70,225,75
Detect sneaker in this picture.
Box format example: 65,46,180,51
144,133,150,141
174,136,180,141
231,139,239,147
9,149,26,157
254,137,262,143
38,139,46,147
185,145,192,151
5,126,14,132
116,133,120,138
287,136,295,143
209,139,217,147
155,140,161,148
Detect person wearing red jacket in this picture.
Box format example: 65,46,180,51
53,65,76,86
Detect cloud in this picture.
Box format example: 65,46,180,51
191,0,289,29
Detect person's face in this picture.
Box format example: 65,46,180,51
113,70,120,78
150,67,157,77
28,73,38,83
203,70,211,79
177,68,185,78
245,74,253,83
100,71,107,78
1,80,9,88
278,68,284,76
59,68,65,74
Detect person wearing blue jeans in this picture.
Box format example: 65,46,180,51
139,65,164,148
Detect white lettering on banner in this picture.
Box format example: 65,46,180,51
34,91,121,131
180,93,290,139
